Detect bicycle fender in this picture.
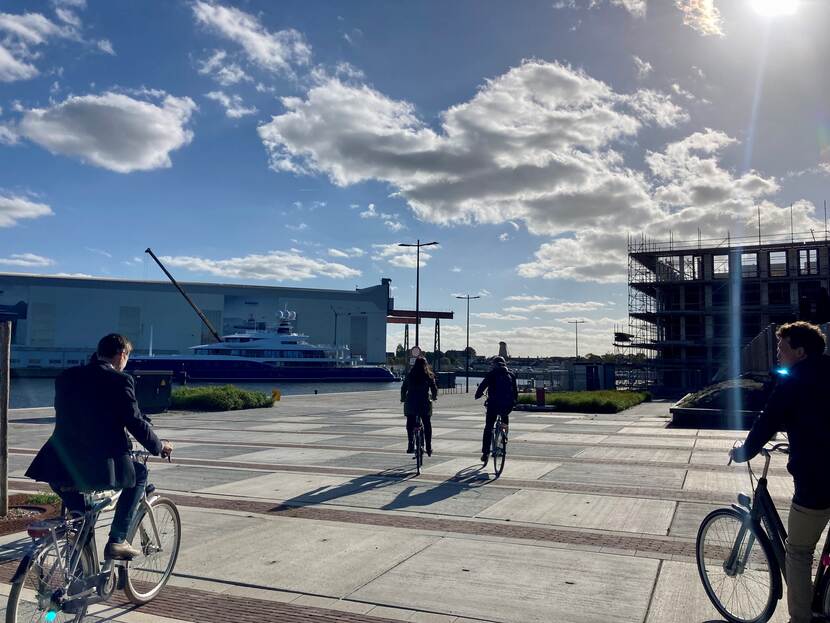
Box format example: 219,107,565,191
10,551,34,583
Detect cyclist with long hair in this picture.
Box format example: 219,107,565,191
400,356,438,456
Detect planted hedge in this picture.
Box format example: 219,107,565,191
517,390,650,413
171,385,274,411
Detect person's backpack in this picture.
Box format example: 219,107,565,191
489,370,516,414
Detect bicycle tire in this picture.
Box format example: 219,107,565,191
492,425,507,478
415,427,424,475
696,507,780,623
124,497,182,605
6,539,94,623
819,573,830,617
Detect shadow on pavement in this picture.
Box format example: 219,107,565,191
380,464,492,511
270,467,413,511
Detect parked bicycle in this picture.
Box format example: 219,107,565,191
696,442,830,623
490,412,508,477
6,450,181,622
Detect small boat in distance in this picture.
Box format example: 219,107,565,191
126,311,396,382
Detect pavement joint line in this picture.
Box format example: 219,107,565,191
643,558,664,621
343,538,439,603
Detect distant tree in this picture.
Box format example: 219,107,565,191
395,343,405,358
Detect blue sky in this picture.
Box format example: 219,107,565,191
1,0,829,356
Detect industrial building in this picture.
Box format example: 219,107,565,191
620,231,830,393
0,273,393,372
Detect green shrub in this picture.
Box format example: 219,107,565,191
517,390,650,413
26,491,61,506
170,385,274,412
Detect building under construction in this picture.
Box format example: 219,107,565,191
618,231,830,393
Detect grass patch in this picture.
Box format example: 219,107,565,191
517,390,650,413
171,385,274,412
26,491,61,506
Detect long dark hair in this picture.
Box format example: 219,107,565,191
408,356,435,382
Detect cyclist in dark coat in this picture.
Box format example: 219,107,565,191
400,356,438,456
475,356,518,465
26,334,172,561
730,322,830,623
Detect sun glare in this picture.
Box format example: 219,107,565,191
751,0,799,17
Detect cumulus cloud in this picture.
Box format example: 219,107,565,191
474,312,528,321
371,243,437,269
504,301,609,313
0,252,55,267
192,1,310,76
358,202,405,230
258,60,685,240
197,49,251,86
676,0,724,37
0,194,53,227
328,247,364,258
610,0,647,17
205,90,257,118
159,250,360,282
18,91,197,173
0,8,81,81
632,55,653,80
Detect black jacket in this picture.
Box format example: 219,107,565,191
475,363,518,413
733,354,830,509
401,372,438,417
26,358,162,491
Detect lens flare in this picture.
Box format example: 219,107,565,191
45,612,58,623
775,367,790,376
751,0,799,17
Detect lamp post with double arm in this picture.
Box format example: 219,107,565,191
455,294,480,393
398,240,438,348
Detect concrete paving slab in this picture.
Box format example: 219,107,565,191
575,446,692,463
229,446,358,466
693,437,743,450
174,507,441,598
479,489,675,535
507,442,586,458
198,470,358,501
150,464,268,493
542,462,687,489
600,435,696,448
321,435,403,449
669,501,731,539
170,443,267,460
422,457,561,481
386,439,482,454
321,452,448,472
247,422,328,432
683,469,795,499
645,560,789,623
617,427,693,436
515,432,607,444
350,537,659,623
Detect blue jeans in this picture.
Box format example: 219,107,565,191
53,460,148,543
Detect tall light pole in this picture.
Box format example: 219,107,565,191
455,294,480,393
567,319,586,358
398,239,438,347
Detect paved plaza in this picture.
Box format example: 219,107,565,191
0,390,798,622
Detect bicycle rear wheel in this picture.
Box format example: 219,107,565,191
696,507,780,623
6,539,94,623
124,497,181,605
414,427,424,475
492,424,507,478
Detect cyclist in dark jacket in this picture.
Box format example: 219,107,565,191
730,322,830,623
475,356,518,465
400,356,438,456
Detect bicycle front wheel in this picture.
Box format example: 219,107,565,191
124,497,181,605
492,425,507,478
696,507,780,623
6,540,94,623
414,428,424,475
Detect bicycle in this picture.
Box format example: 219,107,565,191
412,413,425,476
490,412,508,478
6,450,182,622
696,442,830,623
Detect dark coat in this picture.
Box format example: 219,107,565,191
401,372,438,418
26,358,163,491
475,363,518,414
733,354,830,509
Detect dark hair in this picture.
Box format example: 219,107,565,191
408,356,435,382
777,321,826,357
97,333,133,358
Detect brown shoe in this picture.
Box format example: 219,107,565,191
104,541,141,560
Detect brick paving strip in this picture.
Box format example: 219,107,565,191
0,561,404,623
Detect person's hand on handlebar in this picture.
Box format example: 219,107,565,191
160,440,173,462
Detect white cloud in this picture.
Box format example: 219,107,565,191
632,55,653,80
499,232,509,241
505,295,550,301
384,219,404,232
474,312,528,321
159,250,360,282
0,122,18,145
19,91,197,173
675,0,724,37
371,243,437,269
610,0,647,18
205,90,257,118
504,301,609,313
0,43,38,81
285,222,307,231
197,49,251,86
0,10,79,82
358,202,405,230
0,252,54,267
328,247,364,258
84,247,112,258
96,39,114,55
0,194,53,227
192,1,310,76
360,203,377,218
451,266,462,273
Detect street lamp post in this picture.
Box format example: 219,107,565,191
567,319,586,358
455,294,480,393
398,239,438,348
